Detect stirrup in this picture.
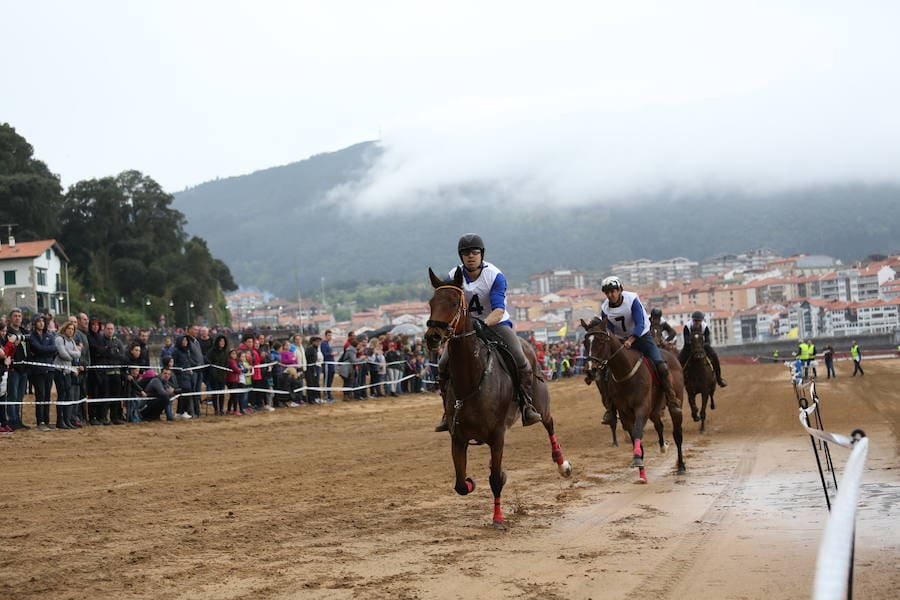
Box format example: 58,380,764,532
521,403,541,427
717,378,728,387
601,409,614,425
434,416,450,432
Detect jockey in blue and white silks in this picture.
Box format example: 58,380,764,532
600,290,650,340
434,233,542,431
595,275,679,423
449,261,511,326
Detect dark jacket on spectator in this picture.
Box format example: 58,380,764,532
29,324,57,375
206,336,230,387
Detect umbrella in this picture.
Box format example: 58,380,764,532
370,324,394,337
390,323,423,336
358,324,393,338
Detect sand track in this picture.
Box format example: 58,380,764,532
1,361,898,599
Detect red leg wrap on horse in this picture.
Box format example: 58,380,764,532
633,438,642,456
549,435,564,465
466,479,474,493
493,497,503,523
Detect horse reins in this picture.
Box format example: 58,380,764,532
585,328,642,383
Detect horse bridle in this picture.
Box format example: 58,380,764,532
426,285,468,346
584,327,625,364
584,326,640,383
684,332,708,367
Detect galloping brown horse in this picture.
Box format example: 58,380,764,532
682,330,717,433
426,268,572,528
581,317,686,481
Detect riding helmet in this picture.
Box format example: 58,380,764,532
650,307,663,319
457,233,485,258
600,276,622,293
691,310,705,321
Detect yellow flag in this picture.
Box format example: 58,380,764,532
557,324,567,338
786,327,799,339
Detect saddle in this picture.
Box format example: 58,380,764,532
472,319,521,391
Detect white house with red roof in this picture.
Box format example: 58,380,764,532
0,237,70,315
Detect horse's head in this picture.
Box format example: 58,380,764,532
580,316,612,383
425,267,467,351
689,330,706,358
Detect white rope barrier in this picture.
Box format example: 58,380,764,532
792,366,869,600
813,435,869,600
0,373,431,406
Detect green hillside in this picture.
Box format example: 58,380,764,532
174,142,900,298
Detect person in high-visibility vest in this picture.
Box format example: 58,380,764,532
796,340,817,379
850,341,864,376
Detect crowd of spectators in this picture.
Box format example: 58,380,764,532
0,306,592,435
0,307,439,433
534,339,585,380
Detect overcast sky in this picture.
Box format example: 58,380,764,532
4,1,899,207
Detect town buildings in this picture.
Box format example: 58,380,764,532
225,250,900,346
0,237,70,315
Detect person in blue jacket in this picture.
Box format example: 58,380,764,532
597,276,679,424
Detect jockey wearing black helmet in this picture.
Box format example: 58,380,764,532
649,307,677,346
434,234,542,431
595,276,681,424
679,310,727,387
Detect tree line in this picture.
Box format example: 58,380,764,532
0,123,237,326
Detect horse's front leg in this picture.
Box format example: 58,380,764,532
700,391,708,433
669,398,687,475
609,413,619,447
688,390,700,422
652,412,667,454
451,436,475,496
542,416,573,477
488,440,507,529
630,413,648,483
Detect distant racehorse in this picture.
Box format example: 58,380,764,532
682,330,716,433
581,317,686,481
426,268,572,528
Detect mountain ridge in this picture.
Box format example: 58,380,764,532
173,142,900,298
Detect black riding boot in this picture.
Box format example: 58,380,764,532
601,398,615,426
518,364,542,427
656,361,680,412
435,414,450,432
708,349,727,387
434,371,450,432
